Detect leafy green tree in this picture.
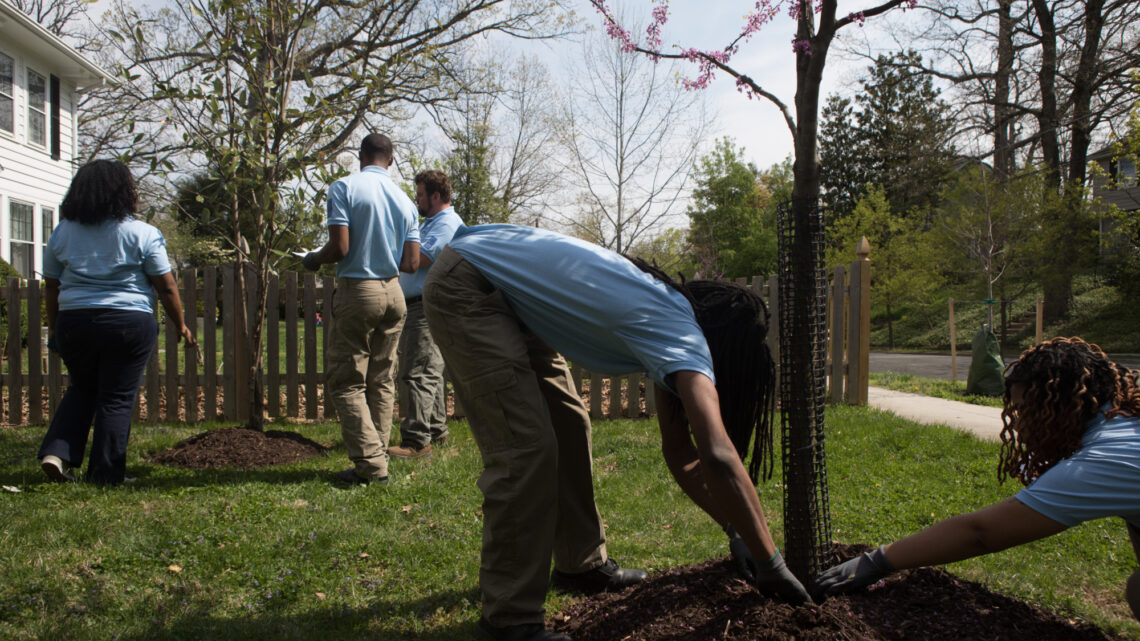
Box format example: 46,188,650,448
936,164,1045,327
444,114,510,225
820,51,955,226
105,0,561,429
828,185,941,349
687,138,779,279
1098,84,1140,296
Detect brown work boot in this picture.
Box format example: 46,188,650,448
388,442,432,460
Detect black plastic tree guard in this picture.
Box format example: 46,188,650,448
776,197,833,585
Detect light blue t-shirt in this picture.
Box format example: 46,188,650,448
399,207,465,299
447,224,714,391
326,166,420,280
1016,409,1140,529
41,217,171,314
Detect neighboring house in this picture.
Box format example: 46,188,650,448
0,1,115,279
1088,144,1140,257
1089,144,1140,212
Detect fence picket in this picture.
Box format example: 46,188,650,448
303,274,318,420
203,266,218,422
322,275,335,420
28,280,43,425
285,271,299,417
266,274,280,419
6,278,23,424
222,265,236,420
184,270,199,423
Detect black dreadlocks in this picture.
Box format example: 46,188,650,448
627,257,778,484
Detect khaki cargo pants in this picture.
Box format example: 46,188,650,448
423,247,607,627
325,277,406,479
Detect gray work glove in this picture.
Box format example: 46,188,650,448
813,546,895,598
725,526,757,582
301,251,321,271
752,551,813,605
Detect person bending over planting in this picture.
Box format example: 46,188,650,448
422,224,808,641
815,337,1140,622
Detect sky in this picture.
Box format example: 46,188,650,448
82,0,908,174
544,0,908,172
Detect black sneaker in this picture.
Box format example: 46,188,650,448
334,469,387,486
476,617,570,641
550,558,647,594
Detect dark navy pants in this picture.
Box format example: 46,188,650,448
38,308,157,485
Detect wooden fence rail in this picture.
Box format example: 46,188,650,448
1,253,870,426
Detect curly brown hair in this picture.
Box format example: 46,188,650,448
998,337,1140,485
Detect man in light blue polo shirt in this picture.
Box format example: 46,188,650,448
390,170,465,460
303,133,420,485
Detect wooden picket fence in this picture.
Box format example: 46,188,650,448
1,251,871,426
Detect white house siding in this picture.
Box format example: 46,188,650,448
0,40,80,279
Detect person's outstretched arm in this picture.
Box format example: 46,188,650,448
658,370,810,603
816,497,1067,595
148,272,196,345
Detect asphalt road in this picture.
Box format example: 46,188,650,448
870,351,1140,381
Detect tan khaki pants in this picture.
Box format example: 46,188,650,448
325,277,405,479
423,247,607,627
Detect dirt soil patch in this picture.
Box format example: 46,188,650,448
551,546,1125,641
149,427,328,469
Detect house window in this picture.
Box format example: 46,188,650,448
28,69,47,146
0,52,13,134
9,201,35,278
1121,157,1137,187
42,207,55,247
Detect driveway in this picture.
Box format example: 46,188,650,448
870,351,1140,381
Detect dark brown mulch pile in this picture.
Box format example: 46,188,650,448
551,550,1126,641
148,427,328,469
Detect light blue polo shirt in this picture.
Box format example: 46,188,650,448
1016,409,1140,529
399,207,465,299
42,217,171,314
326,165,420,280
447,224,714,391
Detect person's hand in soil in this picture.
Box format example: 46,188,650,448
751,551,813,605
726,526,757,582
813,546,895,598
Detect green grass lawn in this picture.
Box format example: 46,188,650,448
1,407,1136,640
869,371,1005,407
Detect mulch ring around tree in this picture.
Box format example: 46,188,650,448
551,544,1126,641
148,427,329,469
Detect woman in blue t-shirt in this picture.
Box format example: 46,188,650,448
38,160,195,486
815,337,1140,621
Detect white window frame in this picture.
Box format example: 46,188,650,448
42,206,55,247
9,200,36,278
27,67,47,148
0,50,14,136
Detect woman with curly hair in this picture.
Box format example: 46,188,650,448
815,337,1140,621
37,159,195,486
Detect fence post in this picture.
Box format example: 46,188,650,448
1035,296,1044,345
949,298,957,383
590,372,602,419
144,305,161,422
829,266,845,403
28,279,43,424
845,237,871,405
6,278,23,424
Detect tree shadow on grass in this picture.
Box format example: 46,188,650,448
106,586,486,641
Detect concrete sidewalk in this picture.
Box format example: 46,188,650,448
867,386,1005,441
